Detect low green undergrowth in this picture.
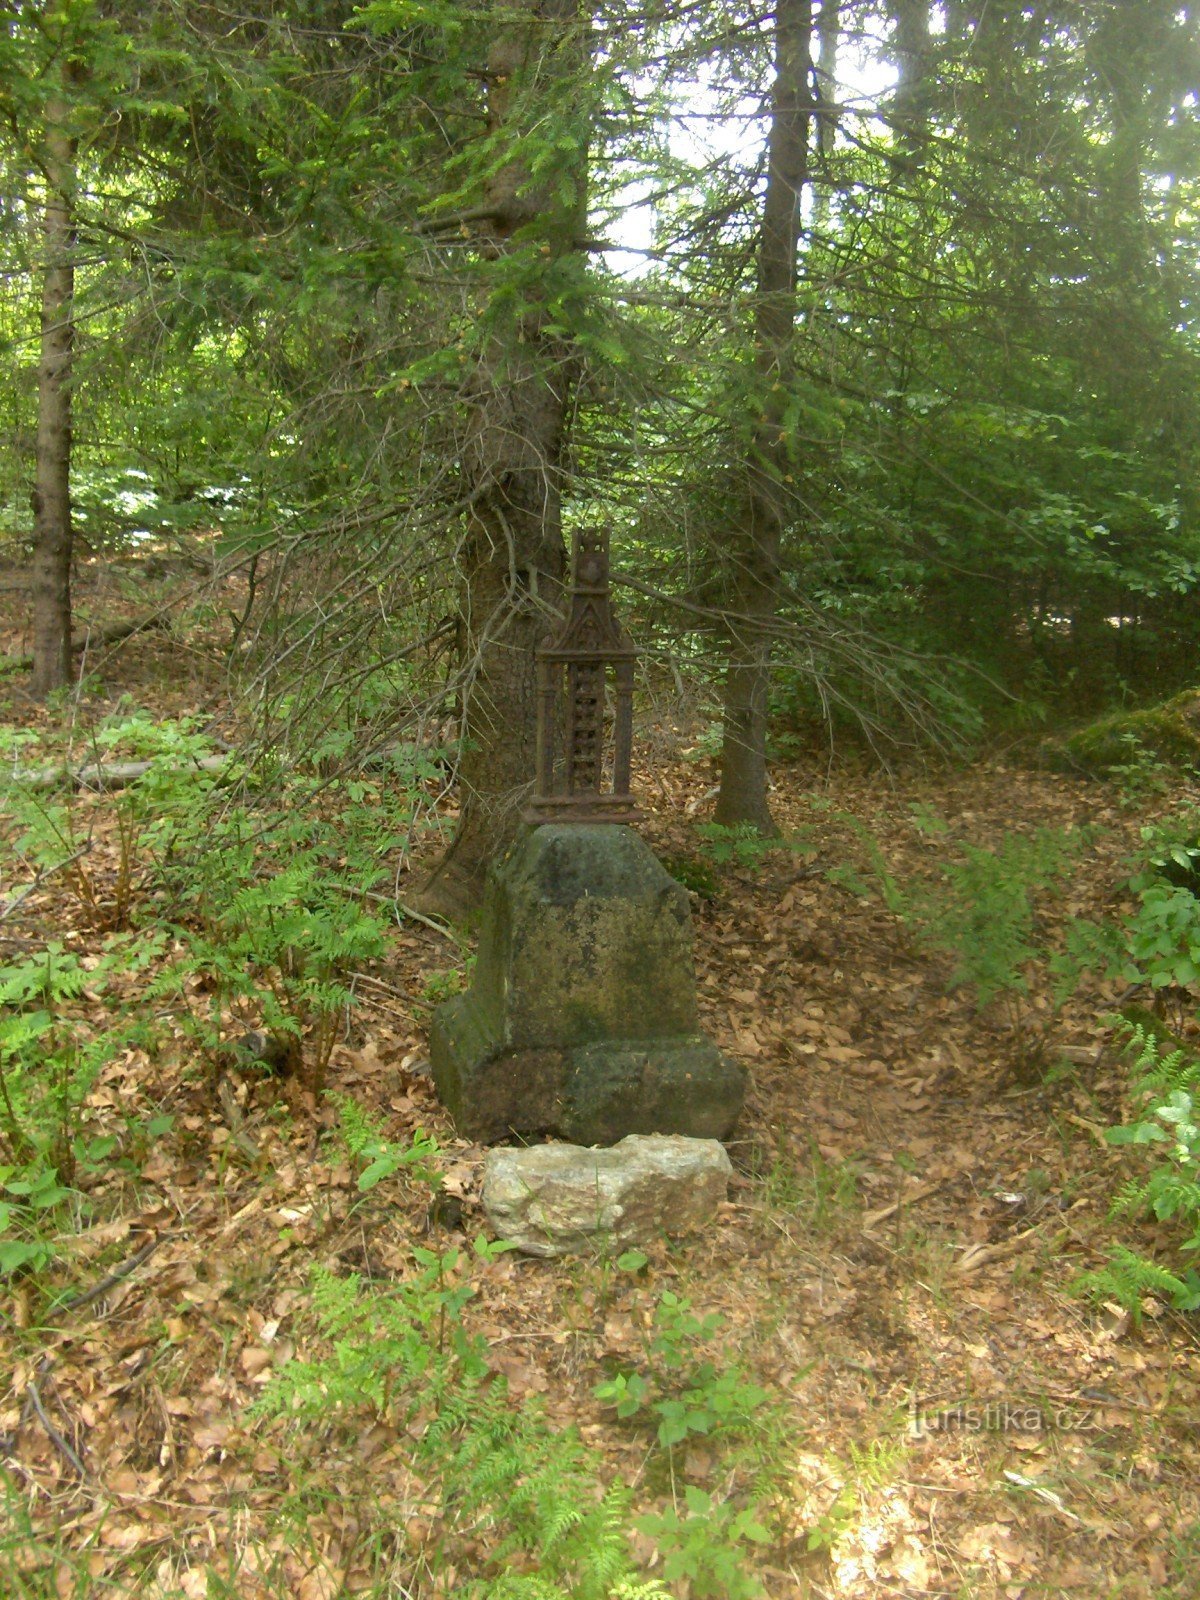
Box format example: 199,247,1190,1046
244,1118,793,1599
594,1289,772,1453
594,1285,791,1597
695,820,792,873
1061,810,1200,1319
253,1243,668,1599
1058,691,1200,780
811,800,1200,1321
664,820,809,900
3,712,225,929
4,711,417,1099
0,938,168,1278
826,806,1080,1046
0,711,429,1293
152,851,390,1096
1074,1024,1200,1320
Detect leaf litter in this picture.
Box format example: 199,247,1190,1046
1,643,1199,1597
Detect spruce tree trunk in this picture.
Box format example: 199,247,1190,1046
890,0,933,154
421,0,587,916
714,0,814,833
816,0,839,160
30,92,76,701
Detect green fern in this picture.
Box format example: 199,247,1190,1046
1072,1245,1199,1321
0,940,164,1277
156,849,390,1092
1120,1022,1199,1094
254,1263,670,1598
335,1096,381,1159
915,827,1077,1009
333,1098,442,1192
1077,1024,1200,1318
829,815,1078,1016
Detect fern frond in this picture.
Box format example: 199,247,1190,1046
1111,1177,1150,1218
1073,1244,1190,1319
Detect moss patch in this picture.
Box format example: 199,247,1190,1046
1056,690,1200,775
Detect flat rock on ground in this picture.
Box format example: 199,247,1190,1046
481,1133,733,1257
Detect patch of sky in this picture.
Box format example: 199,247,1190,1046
601,20,897,280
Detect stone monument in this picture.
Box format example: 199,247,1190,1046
430,530,745,1146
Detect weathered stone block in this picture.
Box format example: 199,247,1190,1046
481,1133,733,1257
429,824,745,1145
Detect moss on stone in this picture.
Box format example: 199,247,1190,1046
429,824,745,1145
1056,691,1200,775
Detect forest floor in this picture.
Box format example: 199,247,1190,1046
1,563,1199,1599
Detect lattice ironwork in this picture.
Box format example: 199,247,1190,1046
526,528,640,824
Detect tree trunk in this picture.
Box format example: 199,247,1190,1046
30,90,77,701
420,0,588,916
812,0,838,238
1086,2,1158,284
816,0,839,158
714,0,814,833
890,0,933,157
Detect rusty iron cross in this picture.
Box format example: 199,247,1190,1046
526,528,640,824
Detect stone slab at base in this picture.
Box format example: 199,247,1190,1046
429,823,745,1145
482,1134,733,1257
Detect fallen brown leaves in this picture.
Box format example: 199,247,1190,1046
3,715,1200,1598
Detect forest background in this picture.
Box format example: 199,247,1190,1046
5,0,1198,890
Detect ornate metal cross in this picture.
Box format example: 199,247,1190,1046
526,528,640,824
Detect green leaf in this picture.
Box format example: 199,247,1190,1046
0,1240,51,1274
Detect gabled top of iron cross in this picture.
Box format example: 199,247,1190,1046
539,528,638,664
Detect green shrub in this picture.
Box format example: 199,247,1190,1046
336,1097,443,1193
830,810,1077,1026
154,856,389,1095
911,826,1078,1011
661,852,720,898
136,771,407,1096
595,1288,770,1451
696,821,788,873
3,714,225,929
1061,814,1200,1003
636,1490,769,1599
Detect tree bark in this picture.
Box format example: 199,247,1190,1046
890,0,933,157
714,0,814,833
816,0,839,159
30,88,77,701
420,0,588,916
1086,1,1160,285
